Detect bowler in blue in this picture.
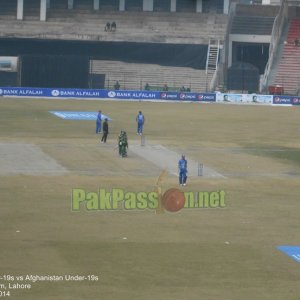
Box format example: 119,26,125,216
178,155,188,186
96,110,102,133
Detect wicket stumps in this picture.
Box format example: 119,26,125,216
141,134,145,146
198,163,203,176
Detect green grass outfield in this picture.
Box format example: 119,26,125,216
0,98,300,300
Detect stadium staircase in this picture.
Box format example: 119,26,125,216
270,19,300,95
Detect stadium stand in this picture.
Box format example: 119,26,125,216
0,0,17,19
202,0,224,13
0,1,228,91
90,60,214,92
231,16,275,35
0,0,228,91
230,4,278,35
231,3,277,35
50,0,68,9
23,0,41,20
45,10,228,44
5,0,300,95
73,0,94,10
270,18,300,95
0,10,227,44
235,3,279,17
211,2,279,93
98,0,119,11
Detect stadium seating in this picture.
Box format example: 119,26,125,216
231,16,275,35
235,3,279,17
23,0,41,20
50,0,68,9
0,0,17,19
231,3,278,35
74,0,93,10
90,60,214,92
271,19,300,95
45,10,228,44
0,12,227,45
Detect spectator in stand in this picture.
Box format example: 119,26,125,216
114,81,120,90
295,38,300,47
163,84,169,91
180,86,186,92
104,22,111,32
111,21,116,32
144,83,150,91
